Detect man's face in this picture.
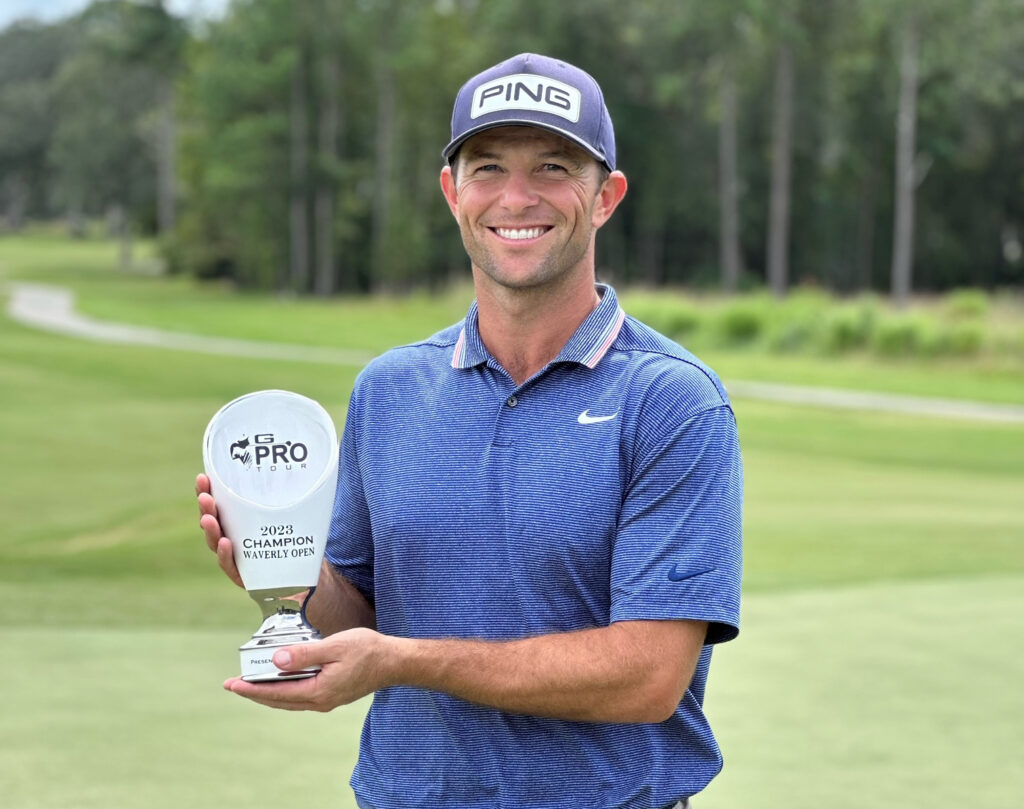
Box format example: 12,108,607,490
440,126,623,294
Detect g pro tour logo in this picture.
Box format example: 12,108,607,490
471,73,581,122
229,433,308,472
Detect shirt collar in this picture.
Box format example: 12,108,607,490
450,283,625,372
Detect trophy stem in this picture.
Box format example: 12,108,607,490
239,586,323,682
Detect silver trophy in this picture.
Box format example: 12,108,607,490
202,390,339,682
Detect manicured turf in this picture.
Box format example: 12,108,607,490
2,234,1022,808
6,577,1022,809
2,627,367,809
701,575,1024,808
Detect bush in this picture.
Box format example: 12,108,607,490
933,322,986,356
626,295,703,340
625,286,1014,361
872,313,935,357
944,288,989,320
715,299,768,345
765,288,829,352
822,299,879,354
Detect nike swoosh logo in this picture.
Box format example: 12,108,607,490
667,565,715,583
578,409,618,425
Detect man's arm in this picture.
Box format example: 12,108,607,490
304,561,376,635
223,618,707,724
196,473,375,633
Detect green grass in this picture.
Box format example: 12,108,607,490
2,233,1023,808
2,627,368,809
700,576,1024,808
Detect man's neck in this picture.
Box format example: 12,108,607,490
473,271,601,387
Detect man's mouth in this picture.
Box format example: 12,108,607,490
490,226,551,241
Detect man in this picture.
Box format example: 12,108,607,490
197,53,742,809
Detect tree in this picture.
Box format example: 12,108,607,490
890,8,919,306
766,7,796,297
313,7,342,296
718,47,743,291
0,21,77,228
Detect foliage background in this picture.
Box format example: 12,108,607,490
2,0,1024,296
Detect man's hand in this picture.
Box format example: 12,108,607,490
195,472,244,588
223,628,397,711
221,619,707,723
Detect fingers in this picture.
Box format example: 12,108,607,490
222,677,321,712
222,630,388,712
195,473,211,497
195,473,243,588
198,503,220,548
272,643,323,672
216,536,244,588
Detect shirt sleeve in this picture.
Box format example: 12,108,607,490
610,403,743,644
324,384,375,605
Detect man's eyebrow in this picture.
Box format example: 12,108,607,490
460,145,588,167
461,149,501,162
539,149,585,166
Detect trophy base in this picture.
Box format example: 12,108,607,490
239,587,323,682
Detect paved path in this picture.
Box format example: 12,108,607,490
6,282,1024,424
6,282,373,366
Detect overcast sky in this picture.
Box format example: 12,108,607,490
0,0,228,30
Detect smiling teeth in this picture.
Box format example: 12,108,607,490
495,227,546,240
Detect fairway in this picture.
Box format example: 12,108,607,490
2,237,1023,808
6,576,1022,809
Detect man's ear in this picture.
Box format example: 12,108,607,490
440,165,459,218
591,170,628,230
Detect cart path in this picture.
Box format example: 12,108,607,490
6,282,375,366
7,282,1024,424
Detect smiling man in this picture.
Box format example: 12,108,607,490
198,53,743,809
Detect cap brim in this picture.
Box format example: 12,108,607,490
442,119,613,171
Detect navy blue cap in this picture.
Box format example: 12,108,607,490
442,53,616,171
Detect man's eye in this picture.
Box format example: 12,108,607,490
476,164,500,173
542,163,568,172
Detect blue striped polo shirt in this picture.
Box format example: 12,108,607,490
326,284,743,809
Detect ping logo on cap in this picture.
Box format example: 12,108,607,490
471,73,581,123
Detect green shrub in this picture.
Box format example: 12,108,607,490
822,299,879,354
933,322,986,356
626,295,703,340
765,288,830,352
715,299,767,345
767,318,818,352
872,313,933,357
662,303,702,340
944,288,989,320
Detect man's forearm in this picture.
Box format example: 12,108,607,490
385,619,707,723
306,561,376,636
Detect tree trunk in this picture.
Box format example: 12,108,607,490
314,48,340,297
718,54,742,292
289,44,311,293
67,206,86,239
109,204,134,271
767,38,794,298
371,36,396,288
890,11,920,307
855,167,879,291
156,81,176,236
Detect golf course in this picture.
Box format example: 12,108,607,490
2,233,1022,808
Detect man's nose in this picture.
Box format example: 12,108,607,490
498,171,539,211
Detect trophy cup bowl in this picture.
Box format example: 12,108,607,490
202,390,339,682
